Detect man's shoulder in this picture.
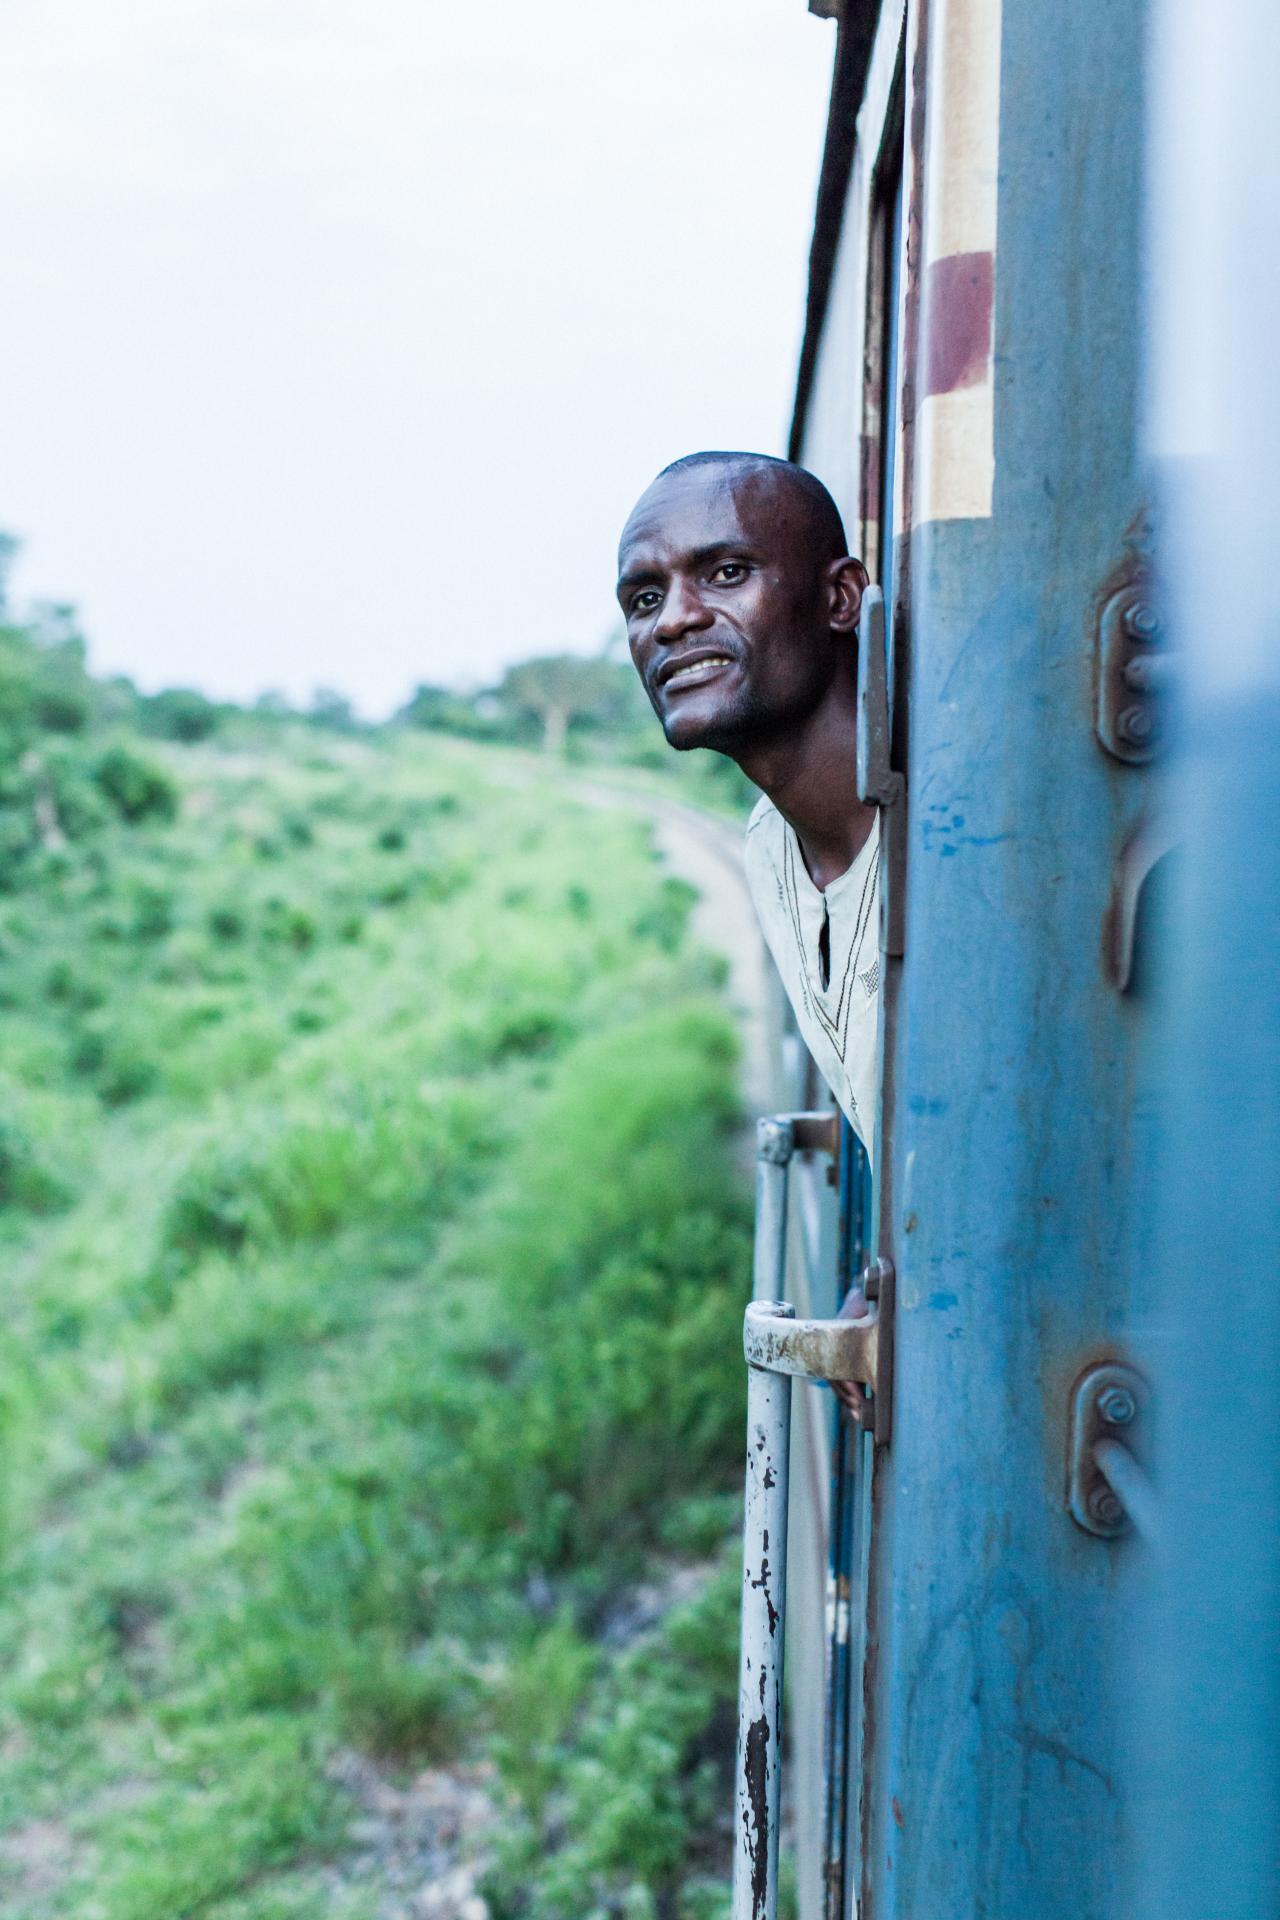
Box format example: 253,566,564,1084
745,792,780,846
743,794,787,903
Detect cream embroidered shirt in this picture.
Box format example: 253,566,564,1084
744,796,881,1159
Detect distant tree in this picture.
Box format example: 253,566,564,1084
141,687,219,743
497,654,632,753
0,533,20,619
253,689,292,719
93,744,178,824
26,600,80,648
309,686,358,732
95,674,142,730
396,682,504,738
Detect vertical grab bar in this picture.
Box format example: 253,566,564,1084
735,1300,795,1920
734,1113,887,1919
753,1116,795,1301
729,1313,890,1912
732,1296,888,1920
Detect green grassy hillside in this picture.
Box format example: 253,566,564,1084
0,725,752,1920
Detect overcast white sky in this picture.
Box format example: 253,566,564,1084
1,1,834,715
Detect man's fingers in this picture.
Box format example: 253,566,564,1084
833,1284,873,1416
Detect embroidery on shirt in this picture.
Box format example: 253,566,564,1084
829,846,879,1046
778,825,879,1064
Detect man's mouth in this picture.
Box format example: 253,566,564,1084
659,652,736,693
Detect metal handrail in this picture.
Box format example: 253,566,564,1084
735,1300,794,1920
734,1298,884,1920
734,1114,886,1920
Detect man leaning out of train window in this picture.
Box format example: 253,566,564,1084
617,451,878,1408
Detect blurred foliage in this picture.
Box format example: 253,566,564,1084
0,565,755,1918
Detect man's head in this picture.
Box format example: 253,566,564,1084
616,451,868,757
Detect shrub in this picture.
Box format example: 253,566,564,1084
34,681,90,733
142,686,219,742
146,1256,352,1411
333,1637,475,1759
448,996,572,1070
486,1558,739,1920
209,903,246,941
94,744,179,824
488,1619,597,1816
0,1109,69,1213
74,1718,343,1920
45,958,105,1009
160,1081,494,1266
191,1469,442,1719
128,881,176,941
432,1002,747,1574
262,900,316,950
633,876,698,953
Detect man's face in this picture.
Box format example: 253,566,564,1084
616,465,856,754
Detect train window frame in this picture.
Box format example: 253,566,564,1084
860,41,908,611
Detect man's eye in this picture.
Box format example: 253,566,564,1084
712,563,747,584
631,590,661,615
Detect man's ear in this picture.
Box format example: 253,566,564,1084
827,556,870,634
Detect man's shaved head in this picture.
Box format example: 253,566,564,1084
617,450,867,758
624,450,849,573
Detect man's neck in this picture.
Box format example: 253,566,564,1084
736,693,876,892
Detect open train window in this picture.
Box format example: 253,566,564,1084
863,74,907,673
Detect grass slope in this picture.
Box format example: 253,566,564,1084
0,731,751,1920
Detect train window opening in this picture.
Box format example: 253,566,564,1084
867,76,907,710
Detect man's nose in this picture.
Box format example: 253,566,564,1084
653,577,713,643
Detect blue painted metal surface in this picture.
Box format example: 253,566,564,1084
858,2,1151,1912
1131,0,1280,1907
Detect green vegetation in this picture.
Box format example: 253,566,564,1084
0,595,754,1917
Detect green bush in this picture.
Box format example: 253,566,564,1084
486,1557,739,1920
488,1619,598,1816
333,1636,475,1759
144,1255,351,1411
142,686,219,741
160,1081,494,1266
45,958,106,1009
0,1109,69,1213
208,903,246,941
0,727,750,1919
633,876,699,953
70,1020,160,1104
94,743,179,824
75,1718,343,1920
430,1002,747,1576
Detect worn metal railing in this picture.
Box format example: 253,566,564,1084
733,1111,890,1920
733,1299,885,1920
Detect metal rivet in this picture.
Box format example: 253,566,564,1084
1097,1385,1137,1426
1116,704,1155,746
1124,601,1161,641
1087,1484,1125,1528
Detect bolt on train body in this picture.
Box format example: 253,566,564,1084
728,3,1280,1917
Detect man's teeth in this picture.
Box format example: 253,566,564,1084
667,655,732,686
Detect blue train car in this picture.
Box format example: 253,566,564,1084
745,1,1280,1915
